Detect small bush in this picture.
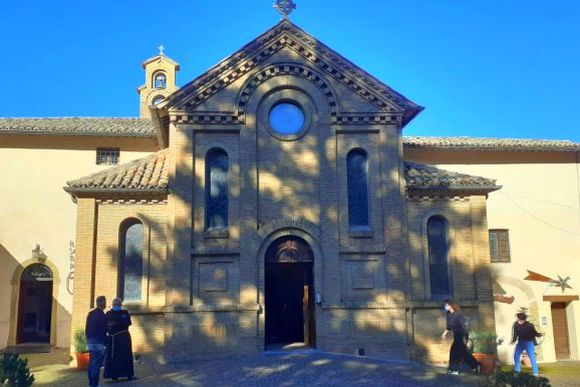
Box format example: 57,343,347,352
486,371,550,387
470,331,497,354
73,327,88,353
0,352,35,387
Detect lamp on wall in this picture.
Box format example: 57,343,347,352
32,244,47,263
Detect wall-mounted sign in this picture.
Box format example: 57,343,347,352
21,263,53,282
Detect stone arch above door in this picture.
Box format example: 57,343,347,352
8,258,61,347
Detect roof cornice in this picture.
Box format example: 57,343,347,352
158,20,423,127
403,136,580,153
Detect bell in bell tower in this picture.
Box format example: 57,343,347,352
137,45,180,118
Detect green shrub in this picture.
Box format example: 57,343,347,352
486,370,550,386
470,331,497,354
73,327,88,353
0,352,35,387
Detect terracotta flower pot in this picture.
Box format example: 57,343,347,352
76,352,90,370
473,353,497,375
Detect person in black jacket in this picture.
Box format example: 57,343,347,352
512,313,542,377
441,300,480,375
85,295,107,387
104,298,136,381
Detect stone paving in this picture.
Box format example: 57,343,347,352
23,349,580,386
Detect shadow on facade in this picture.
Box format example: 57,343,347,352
86,110,497,369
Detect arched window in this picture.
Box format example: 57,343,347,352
205,148,229,230
153,72,166,89
118,220,144,302
427,215,451,297
152,95,164,106
347,149,370,229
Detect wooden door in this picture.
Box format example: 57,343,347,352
17,280,52,343
265,263,304,344
551,302,570,359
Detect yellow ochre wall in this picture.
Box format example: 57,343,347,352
0,135,156,349
406,149,580,364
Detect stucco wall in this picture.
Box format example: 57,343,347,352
0,141,154,349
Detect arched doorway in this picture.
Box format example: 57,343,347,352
17,263,53,343
265,236,315,348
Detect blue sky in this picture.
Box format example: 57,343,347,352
1,1,579,141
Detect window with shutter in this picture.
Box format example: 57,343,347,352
489,229,511,262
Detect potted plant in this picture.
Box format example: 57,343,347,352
469,330,497,374
73,328,90,370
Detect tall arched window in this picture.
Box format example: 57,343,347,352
347,149,370,229
153,72,166,89
118,220,144,302
205,148,229,230
427,215,451,297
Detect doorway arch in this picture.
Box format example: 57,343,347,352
264,236,316,347
16,263,53,343
8,258,60,347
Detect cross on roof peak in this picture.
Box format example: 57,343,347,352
158,45,165,55
274,0,296,19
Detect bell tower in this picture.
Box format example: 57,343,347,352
137,45,180,118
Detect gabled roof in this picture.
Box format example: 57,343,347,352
141,54,180,70
0,117,156,137
65,148,170,196
404,161,500,194
64,149,498,198
404,136,580,152
159,20,423,126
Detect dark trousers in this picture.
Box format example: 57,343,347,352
449,335,479,371
88,342,106,387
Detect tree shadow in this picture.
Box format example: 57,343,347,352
67,19,499,380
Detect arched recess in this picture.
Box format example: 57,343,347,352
420,210,458,300
346,148,370,230
256,226,323,349
8,258,61,346
236,63,338,123
118,218,145,303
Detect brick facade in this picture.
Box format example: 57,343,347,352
68,20,497,364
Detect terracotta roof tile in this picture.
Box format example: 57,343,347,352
65,148,170,194
404,161,500,193
0,117,156,137
403,136,580,152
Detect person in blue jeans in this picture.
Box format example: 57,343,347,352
86,296,107,387
511,312,543,377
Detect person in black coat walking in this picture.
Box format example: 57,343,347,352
104,298,136,381
512,312,542,377
86,295,107,387
441,300,481,375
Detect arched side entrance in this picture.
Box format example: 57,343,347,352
265,236,315,348
16,263,53,343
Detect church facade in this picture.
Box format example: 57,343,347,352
64,20,498,362
3,18,579,365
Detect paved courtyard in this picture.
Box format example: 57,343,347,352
24,349,580,386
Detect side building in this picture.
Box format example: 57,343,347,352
0,50,177,351
405,138,580,363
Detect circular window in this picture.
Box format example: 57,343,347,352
269,103,305,135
